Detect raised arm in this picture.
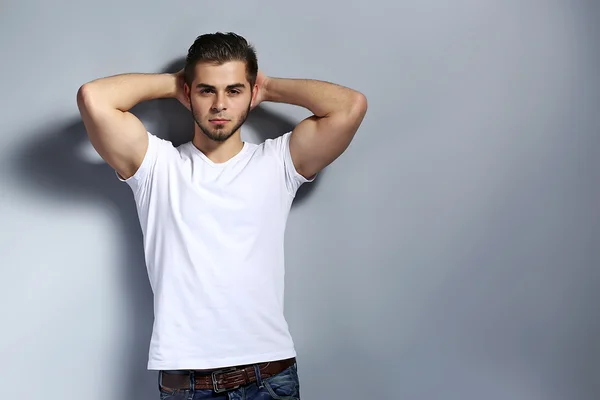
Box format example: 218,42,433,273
76,72,179,180
258,73,368,179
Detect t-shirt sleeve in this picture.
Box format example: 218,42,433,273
271,131,316,197
115,131,172,195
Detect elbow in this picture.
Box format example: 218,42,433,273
76,83,92,110
349,92,368,121
77,82,104,112
353,92,368,115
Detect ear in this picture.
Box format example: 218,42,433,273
250,83,259,107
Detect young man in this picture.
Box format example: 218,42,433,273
76,32,367,399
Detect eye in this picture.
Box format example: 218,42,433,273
229,89,240,95
200,89,214,94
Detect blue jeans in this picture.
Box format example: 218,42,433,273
158,362,301,400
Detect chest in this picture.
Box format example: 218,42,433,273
160,155,290,230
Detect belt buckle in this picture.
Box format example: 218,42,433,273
211,367,239,393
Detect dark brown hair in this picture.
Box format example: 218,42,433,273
184,32,258,88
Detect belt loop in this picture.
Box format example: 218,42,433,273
253,364,264,388
158,370,163,391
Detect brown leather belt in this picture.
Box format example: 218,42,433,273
160,357,296,393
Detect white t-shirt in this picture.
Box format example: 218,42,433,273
117,131,314,370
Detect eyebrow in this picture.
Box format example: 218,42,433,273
196,83,246,90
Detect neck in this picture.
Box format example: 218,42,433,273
191,128,244,164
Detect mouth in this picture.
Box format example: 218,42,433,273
209,119,230,124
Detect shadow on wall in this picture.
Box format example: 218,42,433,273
11,58,321,400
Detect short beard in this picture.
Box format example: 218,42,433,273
190,98,252,143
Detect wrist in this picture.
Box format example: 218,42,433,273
166,72,179,98
262,76,274,102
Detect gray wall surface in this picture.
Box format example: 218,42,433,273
1,1,598,399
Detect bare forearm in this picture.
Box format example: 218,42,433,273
263,77,363,118
79,73,177,112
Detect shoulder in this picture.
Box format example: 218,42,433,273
255,132,292,158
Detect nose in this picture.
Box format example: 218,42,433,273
211,92,227,112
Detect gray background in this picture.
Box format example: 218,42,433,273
0,0,598,399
